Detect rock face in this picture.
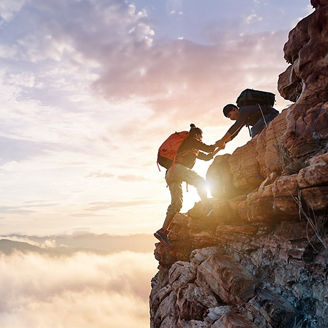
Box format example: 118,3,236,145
150,4,328,328
151,220,328,328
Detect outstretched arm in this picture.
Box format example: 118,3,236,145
197,151,214,161
216,132,232,148
216,113,246,147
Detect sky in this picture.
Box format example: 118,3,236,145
0,0,312,237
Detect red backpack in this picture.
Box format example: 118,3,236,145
157,131,189,170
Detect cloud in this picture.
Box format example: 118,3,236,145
86,199,165,211
0,233,155,254
117,174,148,182
0,206,34,215
245,13,263,24
0,136,52,165
0,251,156,328
169,10,183,15
0,0,26,22
86,172,147,181
106,31,288,136
87,171,115,178
1,0,288,129
2,236,57,248
0,201,59,215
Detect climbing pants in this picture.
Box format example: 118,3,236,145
164,163,207,224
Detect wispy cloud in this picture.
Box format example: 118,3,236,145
0,0,26,22
86,199,165,211
245,13,263,24
87,171,115,179
0,206,34,215
117,174,148,182
86,172,148,182
0,136,52,165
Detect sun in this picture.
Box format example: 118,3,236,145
181,160,213,212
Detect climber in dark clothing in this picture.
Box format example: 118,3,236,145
216,104,279,146
176,132,215,168
154,124,223,246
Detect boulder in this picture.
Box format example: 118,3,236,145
197,252,257,304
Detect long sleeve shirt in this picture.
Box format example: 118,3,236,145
227,105,278,140
177,136,216,169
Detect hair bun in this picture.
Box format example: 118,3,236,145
190,123,196,128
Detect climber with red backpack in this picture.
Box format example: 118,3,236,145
154,124,224,247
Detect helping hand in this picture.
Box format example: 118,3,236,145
215,139,226,149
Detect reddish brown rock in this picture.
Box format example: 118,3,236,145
278,65,302,102
153,291,178,328
169,261,196,291
245,191,275,222
206,154,236,198
168,213,192,242
190,247,220,266
190,231,219,249
273,220,314,241
212,312,255,328
255,109,288,177
228,138,262,191
284,103,328,161
283,14,312,64
177,319,208,328
272,174,298,197
188,200,244,231
301,186,328,210
297,152,328,188
216,225,258,243
154,242,178,266
176,283,219,321
197,252,257,304
272,174,299,215
281,6,328,106
311,0,328,8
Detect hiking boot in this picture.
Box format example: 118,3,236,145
154,228,171,247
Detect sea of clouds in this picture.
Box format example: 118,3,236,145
0,249,157,328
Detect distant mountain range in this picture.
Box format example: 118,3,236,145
0,233,156,255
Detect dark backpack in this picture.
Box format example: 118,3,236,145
236,89,275,107
157,131,189,169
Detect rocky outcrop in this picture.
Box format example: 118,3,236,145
151,219,328,327
150,3,328,328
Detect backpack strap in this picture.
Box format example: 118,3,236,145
168,153,177,182
257,104,268,128
246,124,252,137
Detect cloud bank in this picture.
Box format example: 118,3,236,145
0,250,156,328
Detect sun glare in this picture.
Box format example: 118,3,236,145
181,159,213,212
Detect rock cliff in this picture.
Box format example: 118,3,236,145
150,3,328,328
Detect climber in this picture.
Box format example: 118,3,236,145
216,97,279,146
154,124,224,247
